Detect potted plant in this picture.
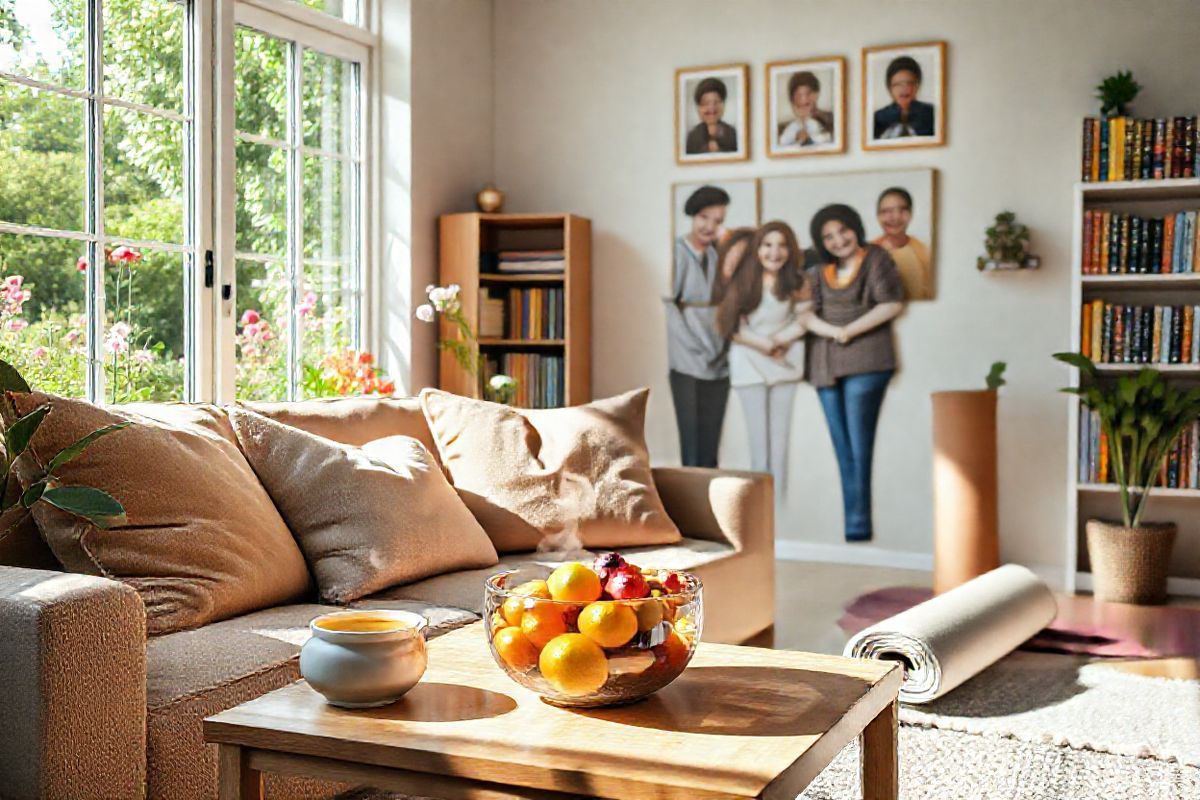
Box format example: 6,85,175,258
1096,69,1141,117
1055,352,1200,604
930,362,1006,593
977,212,1038,271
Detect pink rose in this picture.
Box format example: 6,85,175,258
240,309,260,325
109,246,142,264
31,346,47,360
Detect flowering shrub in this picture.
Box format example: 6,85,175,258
303,348,395,397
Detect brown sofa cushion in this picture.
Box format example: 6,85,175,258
244,396,437,454
7,393,311,635
228,409,498,604
420,388,681,553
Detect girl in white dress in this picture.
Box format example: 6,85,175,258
715,221,813,496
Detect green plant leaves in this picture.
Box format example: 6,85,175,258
985,361,1007,390
46,422,129,474
0,359,31,395
40,486,126,528
4,404,49,460
1053,351,1098,377
20,480,45,507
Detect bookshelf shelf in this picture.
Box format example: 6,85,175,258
1068,175,1200,598
438,212,591,408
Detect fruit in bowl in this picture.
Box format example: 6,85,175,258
484,554,703,707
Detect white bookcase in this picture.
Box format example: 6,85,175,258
1066,178,1200,597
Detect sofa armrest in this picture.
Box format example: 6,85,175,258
652,466,774,554
0,566,147,799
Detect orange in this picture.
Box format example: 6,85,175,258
577,602,638,648
634,599,664,632
538,633,609,696
493,626,539,672
520,601,569,649
547,563,602,602
501,579,551,627
654,628,690,673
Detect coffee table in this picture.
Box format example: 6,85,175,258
204,622,902,800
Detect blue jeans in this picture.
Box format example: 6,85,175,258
816,370,893,541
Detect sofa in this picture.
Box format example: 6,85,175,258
0,395,774,800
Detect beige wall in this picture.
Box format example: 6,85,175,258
379,0,494,393
487,0,1200,572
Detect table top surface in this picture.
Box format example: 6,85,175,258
204,622,901,800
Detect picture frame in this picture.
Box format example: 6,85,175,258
861,41,947,151
765,56,847,159
669,178,761,293
675,63,751,165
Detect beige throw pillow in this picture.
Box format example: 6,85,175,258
243,396,438,455
227,408,499,604
8,393,312,635
419,388,681,553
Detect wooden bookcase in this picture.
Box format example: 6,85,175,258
437,212,591,407
1066,177,1200,597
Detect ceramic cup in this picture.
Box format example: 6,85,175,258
300,610,428,708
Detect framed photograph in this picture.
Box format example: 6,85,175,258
760,168,937,300
765,56,846,158
861,41,946,151
669,179,760,292
675,64,750,164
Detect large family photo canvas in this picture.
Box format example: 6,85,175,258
669,178,761,289
861,41,946,150
760,168,937,300
675,64,750,164
765,56,846,158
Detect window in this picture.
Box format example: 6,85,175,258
0,0,372,403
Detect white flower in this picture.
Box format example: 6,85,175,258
489,374,516,390
415,304,435,323
133,349,156,365
425,284,435,295
446,283,460,298
110,321,132,340
428,286,449,310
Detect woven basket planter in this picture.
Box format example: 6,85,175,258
1085,519,1176,605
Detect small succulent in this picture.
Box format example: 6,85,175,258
986,362,1007,391
1096,70,1141,117
978,211,1030,270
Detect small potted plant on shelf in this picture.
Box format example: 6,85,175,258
977,211,1039,271
1096,69,1141,117
1055,352,1200,604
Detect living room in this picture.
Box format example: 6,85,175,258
2,0,1199,798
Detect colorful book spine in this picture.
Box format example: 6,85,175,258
1082,118,1095,181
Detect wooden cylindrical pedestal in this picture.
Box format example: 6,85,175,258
932,390,999,594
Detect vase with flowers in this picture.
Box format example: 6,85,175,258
416,284,517,403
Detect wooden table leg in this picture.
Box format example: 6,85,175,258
860,698,898,800
217,744,263,800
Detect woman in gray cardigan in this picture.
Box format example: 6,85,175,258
806,204,906,541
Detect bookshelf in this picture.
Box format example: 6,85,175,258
437,212,591,408
1067,177,1200,597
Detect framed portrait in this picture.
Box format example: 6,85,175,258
861,41,946,151
760,168,937,300
675,64,750,165
669,179,760,293
765,56,846,158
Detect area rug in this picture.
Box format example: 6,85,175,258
839,586,1200,658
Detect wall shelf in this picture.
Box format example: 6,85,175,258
479,273,565,284
477,338,565,347
1080,177,1200,202
1081,273,1200,289
1078,483,1200,499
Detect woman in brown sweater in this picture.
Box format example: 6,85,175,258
806,204,906,541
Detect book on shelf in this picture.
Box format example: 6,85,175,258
1079,408,1200,489
1080,300,1200,364
481,250,566,274
506,287,565,340
1082,115,1200,181
484,352,564,409
1080,208,1200,274
479,293,505,338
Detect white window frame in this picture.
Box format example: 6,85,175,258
213,0,377,403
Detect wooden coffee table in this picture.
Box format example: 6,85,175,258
204,623,902,800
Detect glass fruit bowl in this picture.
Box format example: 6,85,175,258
484,557,703,708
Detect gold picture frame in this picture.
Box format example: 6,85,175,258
861,41,947,151
675,63,751,165
765,56,847,159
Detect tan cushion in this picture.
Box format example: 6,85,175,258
8,393,312,635
228,409,498,604
420,388,681,553
244,396,437,454
368,537,734,614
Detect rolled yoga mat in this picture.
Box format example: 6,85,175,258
843,564,1057,703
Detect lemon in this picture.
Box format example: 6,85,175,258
546,562,602,602
538,633,609,696
520,600,568,649
577,601,638,648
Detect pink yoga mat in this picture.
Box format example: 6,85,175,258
839,587,1200,659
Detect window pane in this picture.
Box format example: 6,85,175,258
302,50,351,153
235,27,287,142
299,260,364,398
292,0,360,26
0,233,88,397
0,81,86,231
303,156,350,260
104,106,184,243
236,140,288,256
103,0,184,111
235,258,289,400
101,246,184,402
0,0,85,89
